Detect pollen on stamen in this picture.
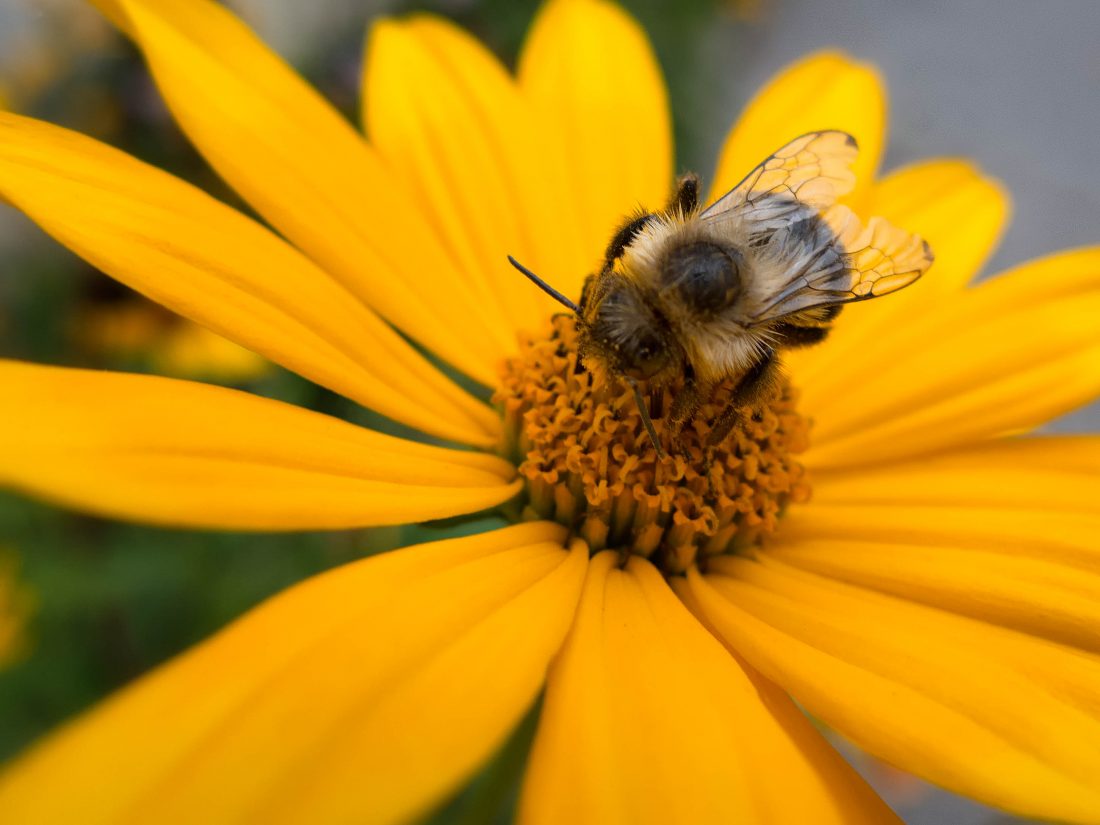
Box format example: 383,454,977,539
494,315,812,576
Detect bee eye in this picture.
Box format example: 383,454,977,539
625,331,670,380
664,241,742,313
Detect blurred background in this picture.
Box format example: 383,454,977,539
1,1,1098,822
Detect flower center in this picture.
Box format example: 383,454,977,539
494,316,812,576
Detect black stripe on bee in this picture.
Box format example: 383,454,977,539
772,322,831,348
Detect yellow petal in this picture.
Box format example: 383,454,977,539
769,522,1100,654
89,0,130,34
0,522,585,825
685,555,1100,825
0,361,519,530
805,433,1100,647
364,15,579,336
93,0,509,382
804,247,1100,470
790,160,1009,409
520,551,898,825
774,440,1100,648
519,0,673,279
709,52,884,207
868,160,1009,298
811,434,1100,513
0,111,497,445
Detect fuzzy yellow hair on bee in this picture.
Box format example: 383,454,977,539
509,130,933,456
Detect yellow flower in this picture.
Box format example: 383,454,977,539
75,299,270,382
0,0,1098,823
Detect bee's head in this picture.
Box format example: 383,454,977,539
506,255,681,385
578,273,680,384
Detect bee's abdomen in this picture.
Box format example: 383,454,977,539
772,322,831,348
771,304,843,349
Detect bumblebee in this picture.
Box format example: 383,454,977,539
509,130,933,455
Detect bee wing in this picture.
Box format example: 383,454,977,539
699,130,858,232
748,204,934,323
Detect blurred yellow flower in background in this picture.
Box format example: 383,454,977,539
75,299,270,382
0,0,1098,823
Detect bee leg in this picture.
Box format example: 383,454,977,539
669,172,700,216
706,349,779,448
649,384,667,419
667,367,703,455
602,174,700,275
706,404,744,450
604,211,656,268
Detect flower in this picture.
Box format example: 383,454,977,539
75,298,270,382
1,0,1098,823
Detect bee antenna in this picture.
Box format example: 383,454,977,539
507,255,581,314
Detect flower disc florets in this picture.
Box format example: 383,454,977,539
495,316,812,576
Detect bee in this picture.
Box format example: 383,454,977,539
508,130,933,456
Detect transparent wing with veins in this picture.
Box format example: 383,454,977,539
701,130,858,230
700,130,933,323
